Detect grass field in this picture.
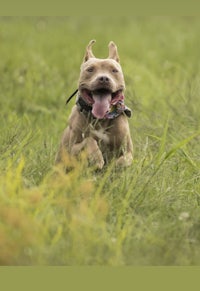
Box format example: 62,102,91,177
0,16,200,265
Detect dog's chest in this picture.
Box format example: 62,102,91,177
83,119,112,145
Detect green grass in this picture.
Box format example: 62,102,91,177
1,16,200,265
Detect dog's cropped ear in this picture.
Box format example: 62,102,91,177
108,41,120,63
83,40,96,62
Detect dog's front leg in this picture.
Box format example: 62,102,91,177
56,107,105,169
71,137,104,170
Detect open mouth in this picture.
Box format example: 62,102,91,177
80,88,124,119
81,88,123,104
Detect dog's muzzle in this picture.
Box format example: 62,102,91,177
76,89,132,120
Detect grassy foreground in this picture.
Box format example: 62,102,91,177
0,17,200,265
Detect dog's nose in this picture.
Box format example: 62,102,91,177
98,76,110,83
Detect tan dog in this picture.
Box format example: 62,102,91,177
56,40,133,169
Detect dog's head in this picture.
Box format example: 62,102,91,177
78,40,125,119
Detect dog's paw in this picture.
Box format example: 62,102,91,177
88,155,104,170
88,148,105,170
116,153,133,168
92,157,105,170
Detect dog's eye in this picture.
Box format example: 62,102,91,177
112,68,119,73
87,67,94,73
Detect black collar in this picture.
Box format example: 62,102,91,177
76,96,92,115
66,90,93,116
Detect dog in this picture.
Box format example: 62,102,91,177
56,40,133,169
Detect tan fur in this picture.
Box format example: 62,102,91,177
56,40,133,169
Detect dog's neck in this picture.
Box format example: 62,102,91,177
76,94,132,120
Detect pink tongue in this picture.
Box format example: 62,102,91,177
92,93,111,119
